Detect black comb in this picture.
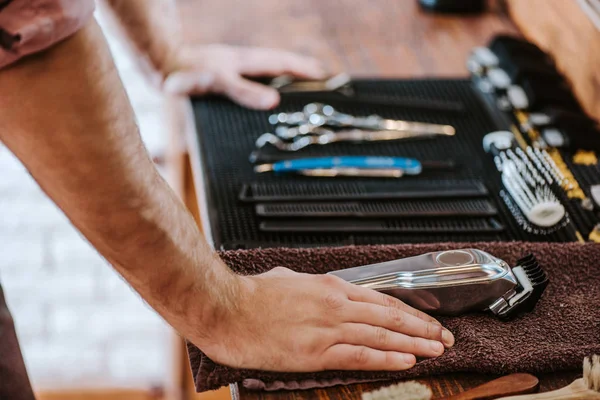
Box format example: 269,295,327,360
239,180,489,202
498,254,549,320
259,218,504,233
255,199,498,218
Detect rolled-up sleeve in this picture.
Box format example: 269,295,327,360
0,0,95,69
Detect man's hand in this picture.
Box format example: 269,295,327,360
162,44,327,110
194,267,455,372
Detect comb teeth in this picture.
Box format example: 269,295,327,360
517,254,548,286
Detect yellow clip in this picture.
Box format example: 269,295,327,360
573,150,598,166
589,226,600,243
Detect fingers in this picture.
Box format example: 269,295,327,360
237,48,327,79
340,323,444,357
345,301,454,348
322,344,416,371
215,74,280,109
165,70,280,110
346,283,440,325
163,70,215,96
345,284,454,348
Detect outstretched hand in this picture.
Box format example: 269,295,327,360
194,267,454,372
163,44,327,110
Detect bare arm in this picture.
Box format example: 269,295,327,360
0,18,452,373
0,21,234,342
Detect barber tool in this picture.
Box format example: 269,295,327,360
467,46,500,77
269,74,466,112
498,355,600,399
269,73,354,95
255,199,498,218
362,381,432,400
254,156,423,177
363,373,540,400
260,217,504,234
443,374,540,400
269,103,456,136
418,0,486,14
488,35,553,65
483,131,566,228
328,249,549,319
248,150,458,169
255,129,445,152
284,91,467,113
239,179,489,202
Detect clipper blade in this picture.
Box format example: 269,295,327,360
497,254,549,320
517,254,549,287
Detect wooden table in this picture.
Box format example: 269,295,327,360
165,1,580,398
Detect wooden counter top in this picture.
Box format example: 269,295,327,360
176,0,518,77
167,1,581,399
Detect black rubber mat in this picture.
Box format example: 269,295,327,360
191,79,587,249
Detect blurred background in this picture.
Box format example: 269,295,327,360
0,5,174,397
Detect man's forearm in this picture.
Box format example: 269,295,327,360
0,20,235,341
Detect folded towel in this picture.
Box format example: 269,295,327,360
187,242,600,392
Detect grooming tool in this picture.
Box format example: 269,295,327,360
269,73,354,95
289,168,407,178
591,185,600,208
259,217,504,234
443,374,540,400
418,0,487,14
572,150,598,166
328,249,548,319
488,35,554,65
525,107,599,131
484,131,566,228
256,128,450,152
280,91,467,113
499,153,565,227
519,78,582,112
239,180,489,202
467,46,500,77
541,126,600,152
362,381,432,400
498,189,572,236
270,103,456,136
247,150,458,169
254,156,423,176
255,199,498,218
498,355,600,399
506,85,530,110
544,148,586,200
589,224,600,243
511,111,589,201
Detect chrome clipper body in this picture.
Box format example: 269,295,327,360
327,249,549,320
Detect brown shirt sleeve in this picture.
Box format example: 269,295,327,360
0,0,95,69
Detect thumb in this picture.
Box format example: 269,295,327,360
214,73,280,110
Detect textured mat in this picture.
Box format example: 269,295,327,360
192,79,596,250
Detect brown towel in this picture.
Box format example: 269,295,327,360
187,242,600,392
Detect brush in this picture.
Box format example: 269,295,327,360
497,355,600,399
361,381,432,400
483,131,566,229
361,374,540,400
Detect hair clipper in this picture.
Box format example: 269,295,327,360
327,249,549,320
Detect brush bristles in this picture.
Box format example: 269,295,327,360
362,381,432,400
584,355,600,392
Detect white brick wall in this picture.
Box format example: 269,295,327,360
0,7,174,392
